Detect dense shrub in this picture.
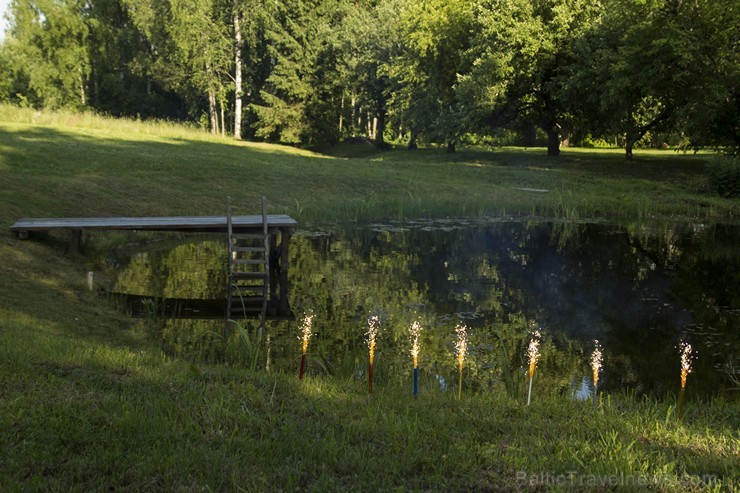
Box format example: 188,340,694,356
707,155,740,198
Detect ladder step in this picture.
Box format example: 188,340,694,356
233,246,266,253
230,306,264,313
230,296,265,302
230,272,267,280
232,259,266,265
231,287,266,294
232,234,266,240
230,283,266,291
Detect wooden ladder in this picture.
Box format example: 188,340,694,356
226,196,269,327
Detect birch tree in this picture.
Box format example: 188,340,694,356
123,0,231,134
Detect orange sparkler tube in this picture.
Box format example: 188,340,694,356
678,342,693,419
367,316,379,393
591,340,603,408
526,330,541,406
298,313,313,380
455,324,468,400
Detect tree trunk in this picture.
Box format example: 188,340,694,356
625,138,635,160
206,58,218,134
220,103,226,137
447,141,456,153
233,9,243,140
407,131,417,150
546,126,560,156
208,87,218,135
339,95,344,135
79,67,86,106
374,93,387,148
351,94,356,137
623,107,674,160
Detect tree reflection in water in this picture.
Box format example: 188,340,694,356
110,219,739,400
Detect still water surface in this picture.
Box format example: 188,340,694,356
108,219,739,400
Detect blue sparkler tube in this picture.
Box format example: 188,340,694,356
413,367,418,398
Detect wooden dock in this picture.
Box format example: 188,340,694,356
10,215,296,255
10,213,297,320
10,215,297,235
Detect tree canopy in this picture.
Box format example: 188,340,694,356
1,0,737,157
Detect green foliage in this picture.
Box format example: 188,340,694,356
560,0,739,158
385,0,474,148
0,0,737,153
6,0,91,109
707,156,740,198
251,0,344,145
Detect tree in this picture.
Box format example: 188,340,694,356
457,0,600,156
251,0,347,145
123,0,232,134
559,0,739,159
385,0,474,151
6,0,91,108
231,0,269,140
333,0,405,147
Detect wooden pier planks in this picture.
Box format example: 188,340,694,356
10,215,297,235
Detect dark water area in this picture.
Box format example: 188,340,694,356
107,219,739,401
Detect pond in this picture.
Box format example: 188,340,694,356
104,218,739,401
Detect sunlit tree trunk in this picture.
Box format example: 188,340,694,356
407,130,418,150
375,94,386,148
351,94,356,136
80,68,86,106
206,59,218,134
209,88,218,134
233,8,243,140
339,95,344,135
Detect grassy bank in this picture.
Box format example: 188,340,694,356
1,107,738,491
1,316,737,491
1,105,738,226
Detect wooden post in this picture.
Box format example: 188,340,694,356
279,228,291,315
70,229,82,255
269,233,278,300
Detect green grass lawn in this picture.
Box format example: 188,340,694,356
1,106,738,491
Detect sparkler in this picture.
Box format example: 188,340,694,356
298,313,314,380
367,315,380,393
455,324,468,399
591,340,603,409
678,341,694,419
526,330,541,406
410,321,422,398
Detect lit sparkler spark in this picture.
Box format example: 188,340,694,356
299,313,314,354
410,321,422,368
367,315,380,365
455,324,468,370
455,323,468,399
527,330,542,378
591,340,603,387
679,341,693,389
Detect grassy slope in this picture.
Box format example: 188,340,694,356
1,107,738,491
